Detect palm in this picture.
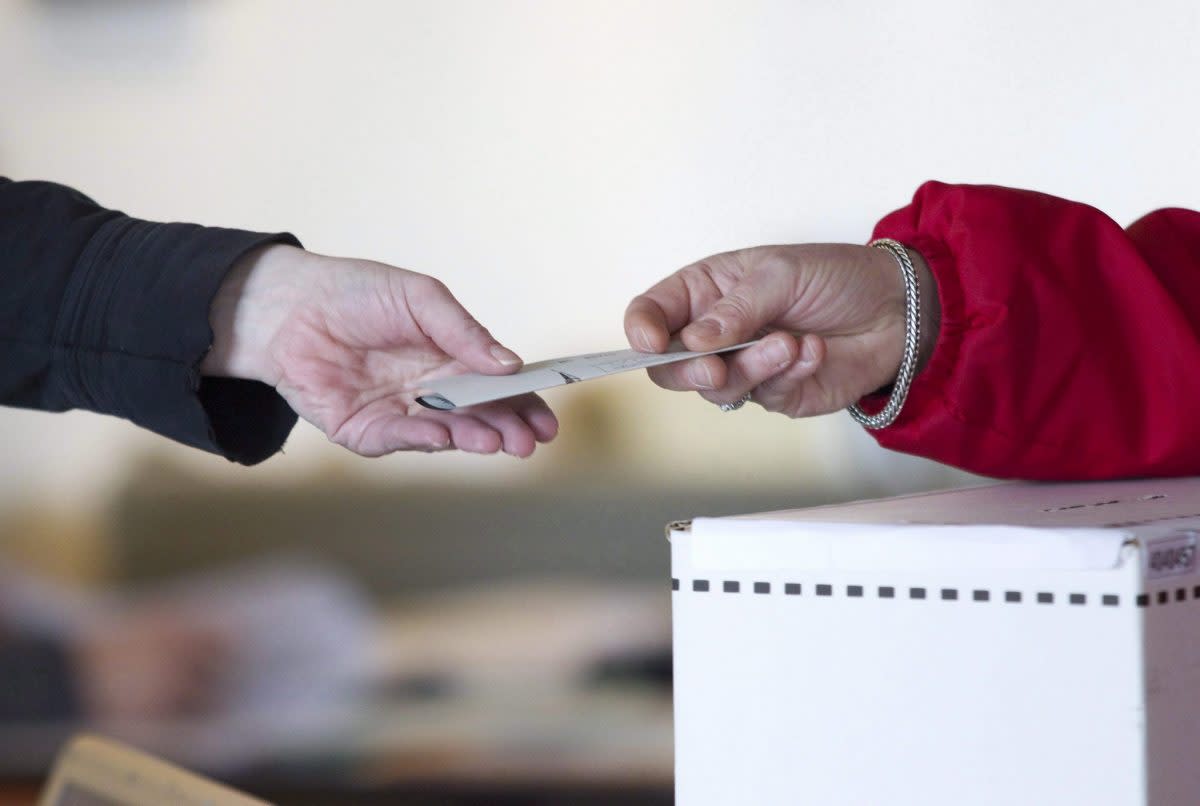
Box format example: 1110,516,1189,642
272,313,455,453
264,260,554,456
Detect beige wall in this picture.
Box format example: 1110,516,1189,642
2,0,1196,512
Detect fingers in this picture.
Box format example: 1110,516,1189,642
435,396,557,457
353,410,549,459
458,404,539,458
753,365,832,416
404,275,524,375
507,393,559,443
679,269,796,352
437,412,506,454
703,333,823,407
628,250,798,363
645,332,808,396
414,396,558,456
351,411,502,456
625,264,723,353
642,332,828,417
412,392,556,457
344,413,454,457
646,354,729,392
420,404,548,458
625,285,682,353
696,332,808,405
330,389,558,458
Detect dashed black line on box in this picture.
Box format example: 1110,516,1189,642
674,578,1137,608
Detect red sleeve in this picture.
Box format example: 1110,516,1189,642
866,181,1200,480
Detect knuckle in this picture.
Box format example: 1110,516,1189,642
328,426,359,452
745,350,781,379
755,379,791,414
460,316,490,340
759,395,785,414
409,274,452,303
713,292,755,324
422,275,451,296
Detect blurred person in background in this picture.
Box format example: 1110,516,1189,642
0,177,558,464
627,181,1200,481
0,599,227,725
0,556,373,737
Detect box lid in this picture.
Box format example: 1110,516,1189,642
677,478,1200,573
730,477,1199,528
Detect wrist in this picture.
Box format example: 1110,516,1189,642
865,245,909,391
866,243,940,385
906,246,940,374
849,239,924,429
201,243,309,385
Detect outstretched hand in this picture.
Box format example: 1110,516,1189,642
624,244,938,417
203,245,557,457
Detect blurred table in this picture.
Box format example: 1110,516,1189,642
0,677,673,806
236,684,673,805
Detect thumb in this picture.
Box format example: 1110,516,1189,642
406,275,523,375
679,268,794,351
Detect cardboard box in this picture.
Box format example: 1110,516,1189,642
669,478,1200,805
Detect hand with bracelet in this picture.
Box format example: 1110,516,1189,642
625,180,1200,480
624,241,940,426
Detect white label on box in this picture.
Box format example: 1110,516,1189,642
1144,530,1199,580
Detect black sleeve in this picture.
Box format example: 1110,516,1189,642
0,177,300,465
0,636,80,722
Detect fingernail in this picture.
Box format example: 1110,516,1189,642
690,318,722,340
689,362,715,389
633,326,653,352
800,337,818,365
765,339,792,369
490,344,522,366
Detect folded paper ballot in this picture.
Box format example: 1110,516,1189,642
417,341,759,410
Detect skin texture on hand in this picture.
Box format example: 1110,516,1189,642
624,243,940,418
202,245,557,457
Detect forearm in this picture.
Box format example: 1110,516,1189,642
0,177,300,464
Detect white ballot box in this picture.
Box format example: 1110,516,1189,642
669,478,1200,806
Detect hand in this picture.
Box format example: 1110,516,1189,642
623,244,939,417
202,245,557,457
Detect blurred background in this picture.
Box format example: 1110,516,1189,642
1,0,1197,803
